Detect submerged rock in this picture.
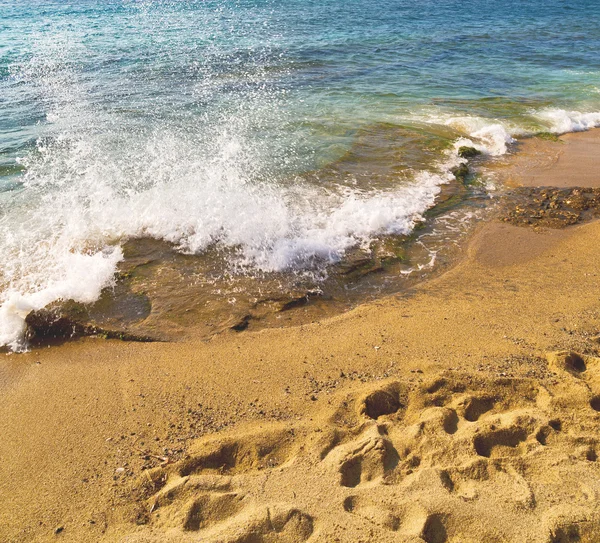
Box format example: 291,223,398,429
451,163,469,183
457,146,482,159
336,252,384,279
230,315,251,332
24,301,155,346
534,131,561,142
24,302,97,344
280,291,322,312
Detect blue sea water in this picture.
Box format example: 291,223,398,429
1,0,600,348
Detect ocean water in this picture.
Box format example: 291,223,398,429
1,0,600,349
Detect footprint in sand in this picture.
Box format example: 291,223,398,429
358,382,405,420
121,370,600,543
192,502,314,543
177,426,296,477
343,495,448,543
396,503,448,543
547,351,600,412
472,425,530,458
183,492,246,531
460,395,497,422
180,496,313,543
135,480,313,543
543,505,600,543
323,424,400,487
131,424,313,543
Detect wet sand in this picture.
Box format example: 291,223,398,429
1,130,600,543
500,129,600,189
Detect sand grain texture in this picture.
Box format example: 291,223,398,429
500,129,600,189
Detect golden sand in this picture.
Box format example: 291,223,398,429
498,129,600,189
1,131,600,543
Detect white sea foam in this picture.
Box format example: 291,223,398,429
0,250,122,351
443,118,516,156
534,109,600,134
421,107,600,161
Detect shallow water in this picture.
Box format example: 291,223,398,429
1,0,600,349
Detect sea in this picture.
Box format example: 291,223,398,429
1,0,600,350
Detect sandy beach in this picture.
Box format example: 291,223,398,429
1,130,600,542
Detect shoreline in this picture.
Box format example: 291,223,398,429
2,127,596,352
1,129,600,542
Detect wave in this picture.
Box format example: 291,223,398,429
417,107,600,165
0,146,450,351
0,87,452,351
535,109,600,134
4,105,600,351
0,250,122,351
443,117,516,156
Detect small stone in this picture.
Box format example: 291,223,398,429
451,163,469,182
54,526,64,535
534,131,560,142
458,146,482,159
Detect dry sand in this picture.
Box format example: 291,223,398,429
1,130,600,543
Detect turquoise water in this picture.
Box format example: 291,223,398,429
1,0,600,348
